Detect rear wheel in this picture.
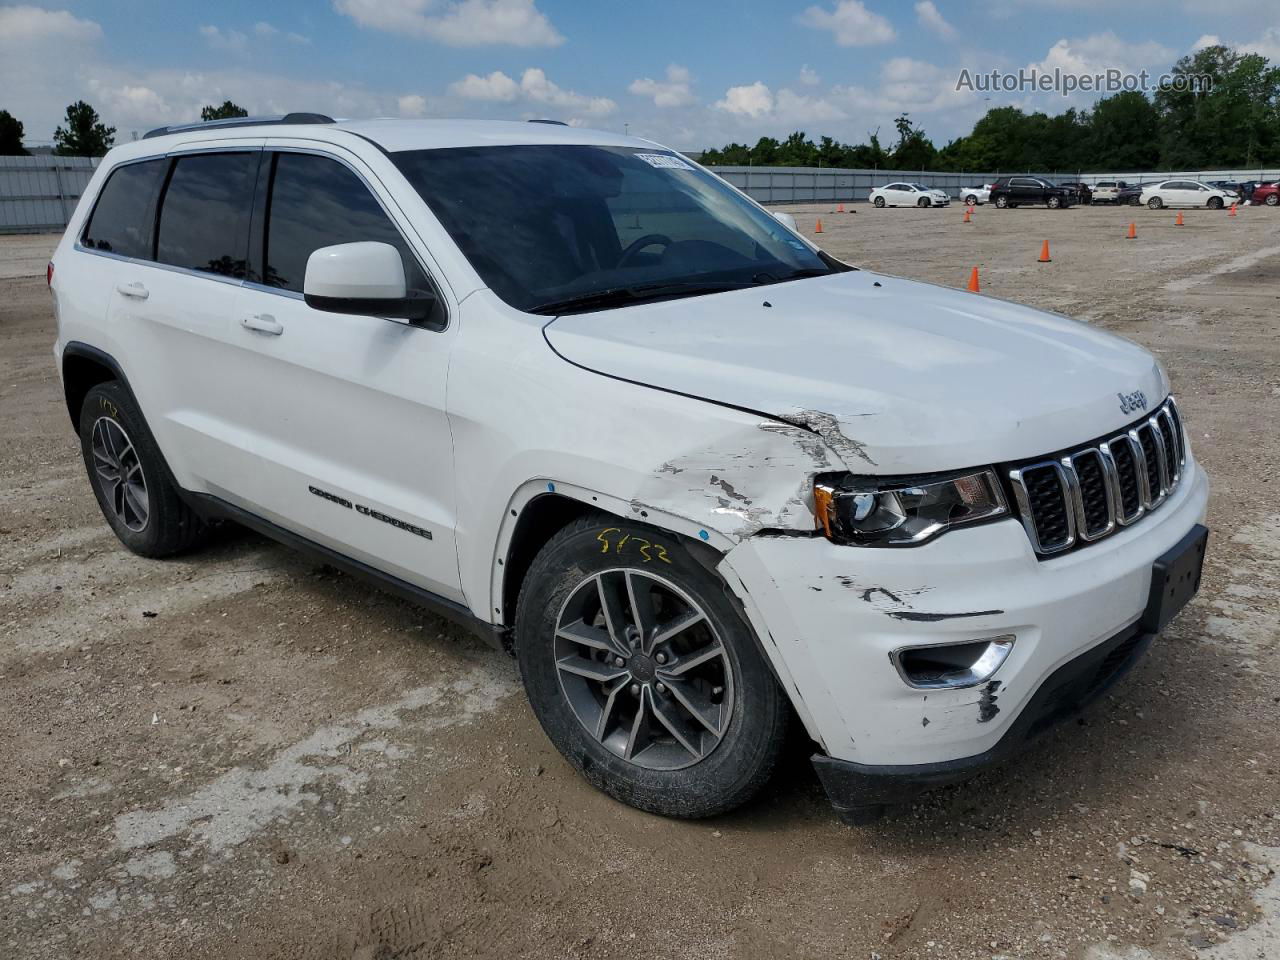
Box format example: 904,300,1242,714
873,196,886,208
1207,196,1224,210
515,517,789,818
994,195,1009,208
1148,196,1163,209
79,382,206,557
965,195,978,206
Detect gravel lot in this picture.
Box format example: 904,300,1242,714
2,203,1279,960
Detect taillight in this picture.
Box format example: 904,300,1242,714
47,261,54,287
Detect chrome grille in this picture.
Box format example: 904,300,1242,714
1009,397,1186,557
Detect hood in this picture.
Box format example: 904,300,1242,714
544,271,1167,474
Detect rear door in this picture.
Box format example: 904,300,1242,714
221,145,463,599
103,146,263,493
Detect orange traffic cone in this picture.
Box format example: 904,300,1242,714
1038,239,1051,263
815,218,824,233
1175,210,1184,226
1229,203,1237,217
1126,222,1137,239
967,266,980,292
963,206,972,223
836,202,845,214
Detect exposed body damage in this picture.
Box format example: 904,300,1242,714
774,408,877,468
717,464,1208,767
629,419,844,540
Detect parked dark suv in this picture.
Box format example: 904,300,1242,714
989,177,1076,209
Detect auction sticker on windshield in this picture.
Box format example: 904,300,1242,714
635,153,694,170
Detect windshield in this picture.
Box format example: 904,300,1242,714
910,183,931,191
392,144,843,314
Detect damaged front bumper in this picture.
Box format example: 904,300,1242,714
717,462,1209,822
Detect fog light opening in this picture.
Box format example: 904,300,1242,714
891,635,1015,690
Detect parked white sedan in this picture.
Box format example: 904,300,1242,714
961,185,991,205
1140,180,1239,210
870,182,950,207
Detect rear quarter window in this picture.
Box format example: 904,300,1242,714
156,152,259,279
82,159,168,259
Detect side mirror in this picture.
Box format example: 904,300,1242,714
772,211,798,232
303,241,434,325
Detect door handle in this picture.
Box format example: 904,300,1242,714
241,314,284,336
115,281,149,300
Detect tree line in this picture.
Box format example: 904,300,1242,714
699,45,1280,172
0,100,248,157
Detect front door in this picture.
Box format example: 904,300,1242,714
225,147,463,601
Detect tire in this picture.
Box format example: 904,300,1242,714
1266,194,1278,206
514,516,789,819
965,195,977,206
994,195,1009,208
917,197,930,208
78,381,207,557
1148,197,1163,209
873,196,885,208
1207,196,1223,210
1047,196,1061,209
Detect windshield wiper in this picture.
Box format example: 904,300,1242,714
527,279,757,316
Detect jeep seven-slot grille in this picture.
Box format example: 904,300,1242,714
1008,397,1186,557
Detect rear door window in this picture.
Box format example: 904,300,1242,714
82,159,168,259
156,152,259,279
262,151,429,296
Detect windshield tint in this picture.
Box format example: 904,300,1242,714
392,145,840,313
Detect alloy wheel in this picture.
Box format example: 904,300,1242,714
553,568,734,771
91,416,149,532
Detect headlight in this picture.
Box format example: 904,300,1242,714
813,469,1007,546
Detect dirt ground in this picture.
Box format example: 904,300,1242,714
2,202,1279,960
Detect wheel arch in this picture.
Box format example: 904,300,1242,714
61,342,137,429
491,479,738,636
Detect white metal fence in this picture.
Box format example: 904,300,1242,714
0,156,100,234
706,165,1280,204
2,154,1278,233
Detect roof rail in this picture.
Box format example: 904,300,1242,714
527,118,568,126
142,112,336,140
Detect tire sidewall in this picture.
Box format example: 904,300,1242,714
1148,197,1162,209
1047,196,1061,209
1208,196,1223,209
874,196,885,207
995,195,1008,208
78,382,197,557
514,519,786,818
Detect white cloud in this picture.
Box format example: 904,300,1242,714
398,94,429,117
253,21,312,44
915,1,956,39
799,64,821,86
199,25,248,54
334,0,564,47
797,1,896,47
0,4,100,43
450,68,616,116
628,64,695,108
714,81,775,118
775,88,847,122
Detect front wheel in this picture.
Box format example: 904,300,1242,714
917,197,930,207
515,517,789,819
873,196,886,208
1266,193,1278,206
1207,196,1224,210
1148,196,1163,209
1047,196,1061,209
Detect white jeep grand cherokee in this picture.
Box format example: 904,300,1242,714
50,115,1209,824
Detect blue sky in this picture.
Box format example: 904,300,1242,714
2,0,1278,148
